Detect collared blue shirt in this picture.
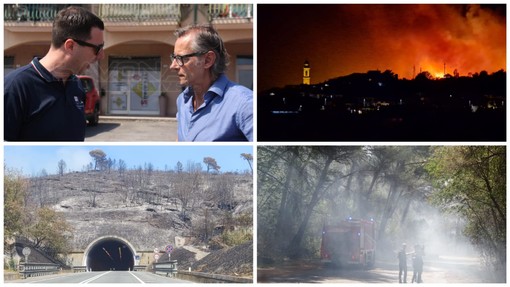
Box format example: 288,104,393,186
176,74,253,142
4,57,86,141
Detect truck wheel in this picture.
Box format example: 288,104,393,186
88,105,100,126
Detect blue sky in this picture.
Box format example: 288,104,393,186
4,145,253,176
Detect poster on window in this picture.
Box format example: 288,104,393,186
108,57,161,115
129,69,160,112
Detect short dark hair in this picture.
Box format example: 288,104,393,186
52,6,104,48
175,24,230,78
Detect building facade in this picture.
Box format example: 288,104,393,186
4,4,253,117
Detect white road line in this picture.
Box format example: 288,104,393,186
128,271,146,284
79,271,112,284
18,273,77,283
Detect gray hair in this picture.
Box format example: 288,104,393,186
175,24,230,79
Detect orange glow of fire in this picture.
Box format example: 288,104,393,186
433,72,445,79
257,4,506,91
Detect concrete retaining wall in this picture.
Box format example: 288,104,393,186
175,270,252,283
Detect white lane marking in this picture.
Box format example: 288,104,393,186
79,271,112,284
128,271,146,284
17,272,79,283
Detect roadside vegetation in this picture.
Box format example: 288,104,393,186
4,150,253,271
258,146,505,282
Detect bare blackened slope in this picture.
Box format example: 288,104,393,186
25,170,253,251
191,241,253,276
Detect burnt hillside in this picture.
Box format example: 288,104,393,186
24,170,253,251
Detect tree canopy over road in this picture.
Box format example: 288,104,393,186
258,146,505,282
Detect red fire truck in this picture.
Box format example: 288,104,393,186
320,218,376,268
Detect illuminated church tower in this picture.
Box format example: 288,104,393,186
303,60,310,85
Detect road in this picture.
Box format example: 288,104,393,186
85,116,177,142
258,256,485,283
12,271,191,284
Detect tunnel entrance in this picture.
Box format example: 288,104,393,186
84,237,135,271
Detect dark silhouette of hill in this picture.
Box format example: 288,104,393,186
258,70,505,141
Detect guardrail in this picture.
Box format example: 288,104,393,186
72,266,87,273
133,265,148,271
19,263,61,279
72,265,147,272
152,260,178,277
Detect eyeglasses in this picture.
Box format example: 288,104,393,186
72,38,104,55
170,51,208,67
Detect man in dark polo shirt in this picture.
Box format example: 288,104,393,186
4,6,104,141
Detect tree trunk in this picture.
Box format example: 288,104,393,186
377,180,403,245
287,156,334,258
274,148,299,255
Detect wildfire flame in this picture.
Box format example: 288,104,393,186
361,4,506,79
258,4,506,90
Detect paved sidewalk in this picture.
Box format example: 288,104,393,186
85,116,177,142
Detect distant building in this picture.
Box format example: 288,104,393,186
303,60,310,85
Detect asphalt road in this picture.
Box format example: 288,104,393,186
85,116,177,142
258,256,485,283
13,271,191,284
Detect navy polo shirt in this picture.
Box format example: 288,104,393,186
4,58,86,141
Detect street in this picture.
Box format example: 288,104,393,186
11,271,191,284
85,116,177,142
258,256,485,283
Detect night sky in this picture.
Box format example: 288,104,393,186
257,4,506,92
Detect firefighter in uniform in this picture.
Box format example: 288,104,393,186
398,243,408,283
411,244,424,283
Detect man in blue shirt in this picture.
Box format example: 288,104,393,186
171,24,253,142
4,6,104,141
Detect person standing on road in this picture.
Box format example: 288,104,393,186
398,243,408,283
5,6,105,141
411,244,424,283
170,24,253,142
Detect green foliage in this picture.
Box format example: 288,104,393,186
6,258,16,271
236,212,253,227
257,146,362,259
26,207,74,255
426,146,506,281
4,167,74,260
258,146,497,267
220,228,253,246
4,168,28,241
